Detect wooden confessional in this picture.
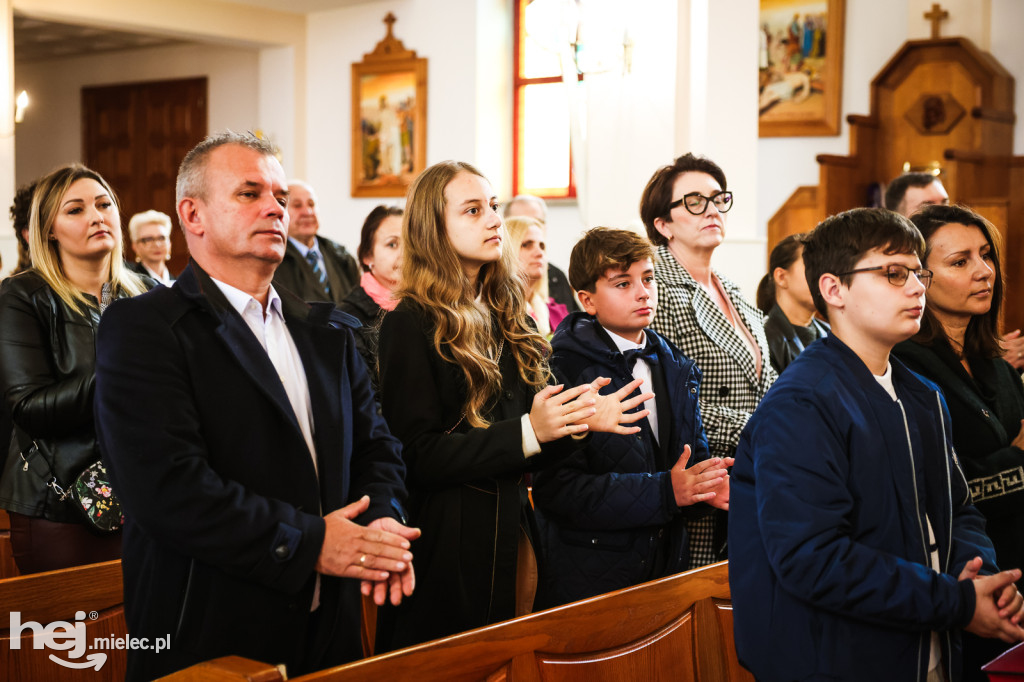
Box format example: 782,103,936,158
767,35,1023,331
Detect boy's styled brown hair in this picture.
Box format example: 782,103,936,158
569,227,655,293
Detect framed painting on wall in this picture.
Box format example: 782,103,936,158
758,0,845,137
351,14,427,197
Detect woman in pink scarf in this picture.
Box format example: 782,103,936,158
340,205,403,384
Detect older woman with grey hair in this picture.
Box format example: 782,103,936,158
128,210,175,285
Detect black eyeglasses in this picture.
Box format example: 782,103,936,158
668,191,733,216
835,264,933,289
136,236,168,246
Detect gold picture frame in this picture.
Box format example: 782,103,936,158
351,14,427,197
758,0,845,137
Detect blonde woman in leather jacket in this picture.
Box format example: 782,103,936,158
0,164,150,574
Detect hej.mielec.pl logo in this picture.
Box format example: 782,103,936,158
9,610,169,670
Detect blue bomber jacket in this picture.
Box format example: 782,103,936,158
533,313,711,606
729,334,997,682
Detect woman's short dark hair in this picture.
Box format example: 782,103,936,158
639,153,727,247
910,204,1004,359
756,233,805,313
356,205,404,272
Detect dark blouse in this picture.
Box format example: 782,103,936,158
339,285,384,386
893,338,1024,573
763,303,829,374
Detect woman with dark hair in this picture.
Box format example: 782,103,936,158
8,180,36,276
0,164,150,573
756,233,828,373
340,205,404,373
642,153,776,568
892,204,1024,681
375,160,649,650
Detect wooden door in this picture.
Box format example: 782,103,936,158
83,78,207,277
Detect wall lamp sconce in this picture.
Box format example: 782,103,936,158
15,91,29,124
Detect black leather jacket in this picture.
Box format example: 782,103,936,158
0,270,138,522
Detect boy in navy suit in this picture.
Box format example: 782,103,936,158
533,228,729,606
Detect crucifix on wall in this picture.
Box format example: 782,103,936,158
924,3,949,39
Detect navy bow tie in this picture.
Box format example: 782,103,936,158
622,344,658,368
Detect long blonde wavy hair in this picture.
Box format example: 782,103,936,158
400,161,549,428
28,164,148,313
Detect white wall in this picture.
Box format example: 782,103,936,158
990,0,1024,156
686,0,762,295
755,0,908,241
6,0,1024,281
14,42,260,185
0,0,15,275
304,0,483,252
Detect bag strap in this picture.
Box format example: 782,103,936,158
18,441,71,502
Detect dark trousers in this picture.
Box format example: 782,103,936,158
8,511,121,574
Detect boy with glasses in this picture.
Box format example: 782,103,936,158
730,207,1024,682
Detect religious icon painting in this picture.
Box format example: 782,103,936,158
351,14,428,197
758,0,845,137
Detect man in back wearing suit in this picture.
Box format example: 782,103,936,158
273,179,360,303
95,132,418,680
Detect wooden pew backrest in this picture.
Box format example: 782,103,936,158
0,510,19,579
0,559,126,681
164,561,752,682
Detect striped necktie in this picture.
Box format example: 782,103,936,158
305,249,330,295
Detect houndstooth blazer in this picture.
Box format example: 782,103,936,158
650,244,777,459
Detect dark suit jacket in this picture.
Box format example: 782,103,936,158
94,261,407,680
125,260,176,282
547,263,579,312
273,236,360,304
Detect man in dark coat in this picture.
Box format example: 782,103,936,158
272,180,360,303
95,132,417,681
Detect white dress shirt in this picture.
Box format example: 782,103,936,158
605,327,659,442
211,277,323,609
209,277,318,474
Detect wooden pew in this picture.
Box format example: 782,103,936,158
166,561,752,682
0,559,127,681
0,510,19,579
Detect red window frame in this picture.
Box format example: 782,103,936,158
512,0,578,199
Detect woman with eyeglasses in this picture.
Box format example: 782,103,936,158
127,210,175,285
641,153,776,569
891,204,1024,681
